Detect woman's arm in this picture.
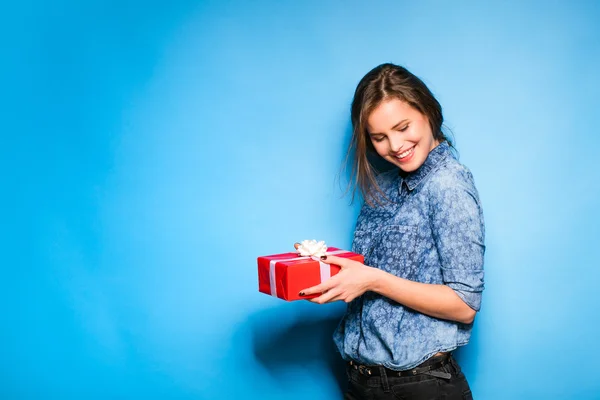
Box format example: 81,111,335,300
299,171,485,324
369,268,476,324
299,258,476,324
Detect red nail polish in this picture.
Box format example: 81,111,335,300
299,292,305,296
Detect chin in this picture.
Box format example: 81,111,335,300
399,165,418,173
388,158,418,173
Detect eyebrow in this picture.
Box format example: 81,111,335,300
368,119,409,136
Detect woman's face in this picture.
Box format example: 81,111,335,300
366,98,439,173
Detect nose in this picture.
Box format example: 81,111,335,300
388,133,404,154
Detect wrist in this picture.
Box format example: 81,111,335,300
366,266,385,292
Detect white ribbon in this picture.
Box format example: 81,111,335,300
269,249,346,297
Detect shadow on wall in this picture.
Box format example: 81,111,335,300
247,304,348,394
241,301,483,398
452,319,482,379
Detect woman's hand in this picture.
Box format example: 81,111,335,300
299,254,380,304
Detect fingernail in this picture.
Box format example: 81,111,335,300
299,292,305,296
320,256,327,260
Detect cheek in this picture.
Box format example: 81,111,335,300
371,141,389,158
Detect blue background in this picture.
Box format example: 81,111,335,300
2,1,600,399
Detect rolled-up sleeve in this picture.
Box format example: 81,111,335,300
430,172,485,312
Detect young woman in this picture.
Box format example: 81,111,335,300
298,63,485,399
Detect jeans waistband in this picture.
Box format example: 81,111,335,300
348,352,451,378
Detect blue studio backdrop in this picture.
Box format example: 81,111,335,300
2,1,600,399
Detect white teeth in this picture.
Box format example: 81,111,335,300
397,147,414,158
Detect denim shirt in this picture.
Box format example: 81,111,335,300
333,141,485,370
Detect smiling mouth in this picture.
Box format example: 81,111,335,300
394,147,414,160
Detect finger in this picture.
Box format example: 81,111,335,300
311,288,341,305
319,255,350,267
299,281,330,297
328,292,347,303
294,242,300,250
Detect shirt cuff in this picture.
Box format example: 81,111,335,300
451,288,482,312
442,268,484,312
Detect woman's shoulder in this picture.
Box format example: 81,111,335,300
427,155,478,193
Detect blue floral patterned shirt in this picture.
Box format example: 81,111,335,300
333,141,485,370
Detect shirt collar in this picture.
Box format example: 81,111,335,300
399,141,451,191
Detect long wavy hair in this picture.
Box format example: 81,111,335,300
344,63,454,207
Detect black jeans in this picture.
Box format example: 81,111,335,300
344,354,473,400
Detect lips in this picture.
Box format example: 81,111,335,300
393,146,415,160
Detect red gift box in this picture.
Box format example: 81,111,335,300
257,247,364,301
